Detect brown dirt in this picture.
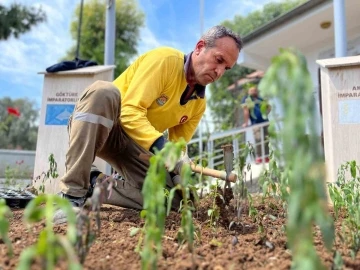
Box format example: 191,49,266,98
1,192,360,270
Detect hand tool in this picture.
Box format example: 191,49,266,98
138,153,238,182
221,144,235,188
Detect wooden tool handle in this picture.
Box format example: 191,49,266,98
138,153,237,182
190,164,237,182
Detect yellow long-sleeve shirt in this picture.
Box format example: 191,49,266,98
113,47,206,150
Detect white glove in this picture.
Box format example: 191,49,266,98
173,152,192,175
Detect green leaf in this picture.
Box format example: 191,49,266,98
262,181,269,196
0,199,13,256
16,247,37,270
268,214,277,221
209,238,223,247
350,160,357,178
36,230,48,255
23,195,47,223
317,213,335,250
130,227,141,237
167,186,179,216
332,251,343,270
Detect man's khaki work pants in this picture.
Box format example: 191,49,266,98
59,80,181,210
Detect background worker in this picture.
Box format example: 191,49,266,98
241,86,271,164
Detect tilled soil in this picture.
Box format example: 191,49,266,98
1,193,360,270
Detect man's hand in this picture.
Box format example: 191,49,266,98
173,152,193,175
242,122,249,128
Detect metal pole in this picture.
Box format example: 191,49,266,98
198,0,204,165
105,0,116,65
104,0,116,175
199,0,204,36
75,0,84,59
333,0,347,57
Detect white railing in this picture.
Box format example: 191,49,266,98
187,121,270,171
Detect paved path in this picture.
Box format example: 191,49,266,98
0,179,32,189
243,162,269,193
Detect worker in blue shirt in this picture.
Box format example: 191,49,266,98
241,86,270,164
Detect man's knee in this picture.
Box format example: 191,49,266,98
74,81,120,121
86,81,120,104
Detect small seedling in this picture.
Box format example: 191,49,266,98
167,163,197,252
17,194,81,270
233,142,253,219
247,193,258,222
259,48,334,269
139,139,186,270
0,198,13,256
258,150,289,214
75,173,117,263
328,160,360,258
33,153,59,194
207,182,221,231
3,160,32,189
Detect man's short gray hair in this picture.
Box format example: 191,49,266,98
201,25,243,51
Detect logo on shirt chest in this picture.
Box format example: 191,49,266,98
156,94,169,106
179,115,188,124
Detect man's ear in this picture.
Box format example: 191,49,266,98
194,39,206,54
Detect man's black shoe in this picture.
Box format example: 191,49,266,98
53,192,87,224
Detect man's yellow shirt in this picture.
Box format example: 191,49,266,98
113,47,206,150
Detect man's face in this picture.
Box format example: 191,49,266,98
192,36,239,86
249,87,258,97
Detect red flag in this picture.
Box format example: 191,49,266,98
7,107,21,117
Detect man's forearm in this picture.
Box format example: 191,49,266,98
243,108,250,125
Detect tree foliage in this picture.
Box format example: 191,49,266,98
0,3,46,40
208,0,307,130
64,0,144,77
0,97,39,150
207,65,253,130
222,0,307,37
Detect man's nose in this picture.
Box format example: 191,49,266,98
215,66,225,78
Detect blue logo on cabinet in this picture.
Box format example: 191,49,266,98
45,104,75,125
339,100,360,124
